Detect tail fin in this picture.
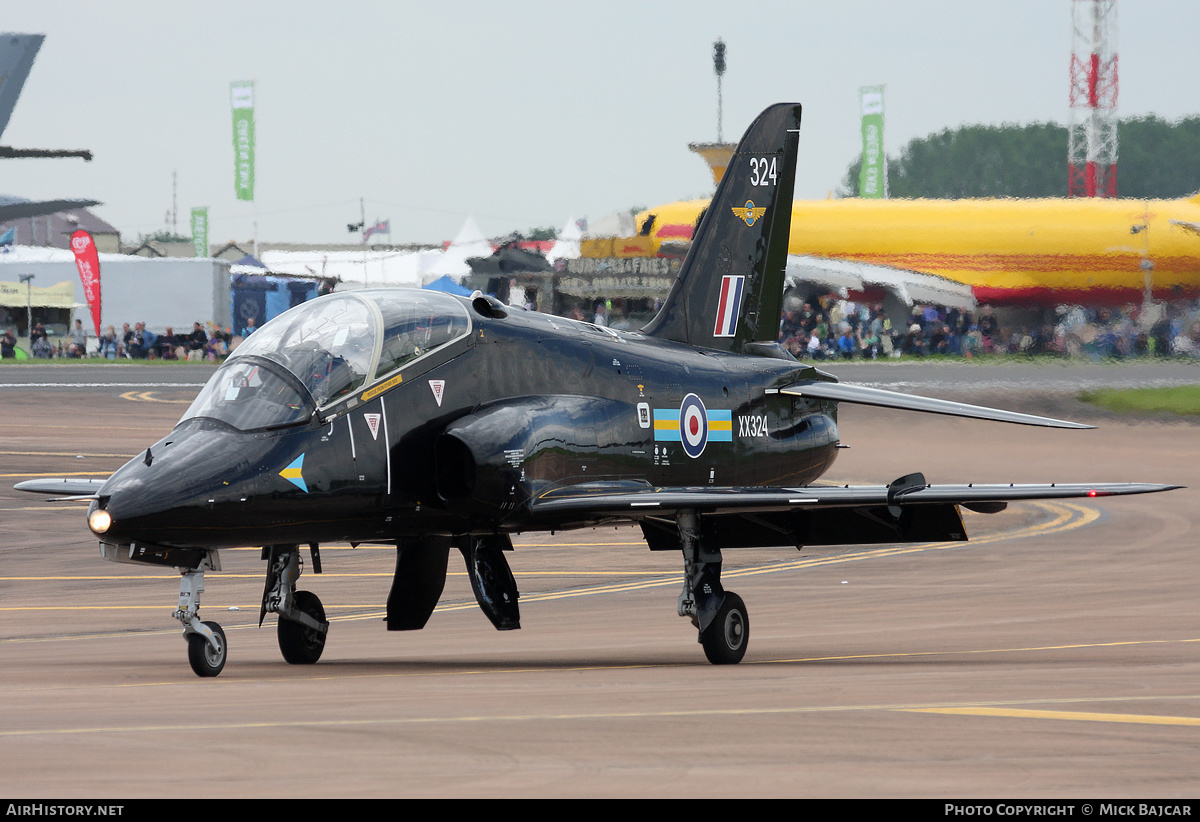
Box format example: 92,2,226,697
643,103,801,352
0,34,44,140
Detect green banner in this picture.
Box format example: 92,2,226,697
191,207,208,258
858,85,886,199
231,81,255,201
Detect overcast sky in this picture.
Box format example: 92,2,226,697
3,1,1197,247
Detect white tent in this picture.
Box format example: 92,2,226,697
426,215,493,281
546,217,583,265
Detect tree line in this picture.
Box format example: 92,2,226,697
838,115,1200,199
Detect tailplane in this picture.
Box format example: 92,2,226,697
643,103,801,352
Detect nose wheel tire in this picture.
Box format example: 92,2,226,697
187,621,227,677
278,590,327,664
700,592,748,665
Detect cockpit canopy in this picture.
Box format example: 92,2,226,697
181,289,471,430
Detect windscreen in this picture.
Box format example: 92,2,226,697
231,294,376,407
185,290,472,429
180,360,312,431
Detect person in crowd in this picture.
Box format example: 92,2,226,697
903,323,926,356
126,322,148,359
806,329,824,360
240,316,257,338
205,333,227,362
187,322,208,361
861,324,881,359
140,323,158,358
158,327,180,360
30,323,53,358
977,305,998,352
930,324,950,356
782,333,803,358
67,319,87,358
99,326,119,359
1172,321,1200,357
119,323,134,358
837,327,858,360
1,327,16,358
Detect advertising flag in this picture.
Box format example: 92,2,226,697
231,81,255,201
191,207,209,257
69,229,101,336
858,85,887,199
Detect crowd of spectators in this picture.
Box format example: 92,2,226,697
0,320,237,361
777,293,1200,361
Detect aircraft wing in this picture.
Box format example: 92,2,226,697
786,254,977,310
0,195,101,222
529,478,1179,520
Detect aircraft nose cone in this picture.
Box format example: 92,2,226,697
94,424,258,547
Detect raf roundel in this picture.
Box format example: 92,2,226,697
679,393,709,459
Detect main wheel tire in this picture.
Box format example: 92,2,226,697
278,590,327,665
187,621,227,677
700,592,749,665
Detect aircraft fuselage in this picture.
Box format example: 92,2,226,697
94,301,839,553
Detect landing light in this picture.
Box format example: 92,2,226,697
88,509,112,534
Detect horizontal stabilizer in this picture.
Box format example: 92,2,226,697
781,381,1092,428
14,477,107,495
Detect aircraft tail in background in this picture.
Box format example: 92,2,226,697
0,33,43,140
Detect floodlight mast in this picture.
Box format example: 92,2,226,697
713,38,726,143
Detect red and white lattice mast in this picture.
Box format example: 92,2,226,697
1068,0,1119,197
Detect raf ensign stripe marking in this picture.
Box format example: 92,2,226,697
713,275,745,337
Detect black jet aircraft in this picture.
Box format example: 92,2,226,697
18,103,1179,677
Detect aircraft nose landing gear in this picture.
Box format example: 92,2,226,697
174,554,228,677
186,621,227,677
676,510,749,665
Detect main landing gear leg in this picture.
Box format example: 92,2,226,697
261,544,329,665
174,554,227,677
676,510,749,665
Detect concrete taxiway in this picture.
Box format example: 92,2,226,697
1,362,1197,797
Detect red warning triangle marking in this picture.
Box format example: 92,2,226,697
364,413,381,440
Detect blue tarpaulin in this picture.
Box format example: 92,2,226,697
422,275,472,296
